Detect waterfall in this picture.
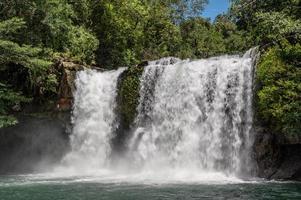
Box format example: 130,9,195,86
129,50,256,177
57,49,257,180
59,68,125,172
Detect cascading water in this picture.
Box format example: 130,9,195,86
56,49,257,182
58,68,125,173
129,50,257,179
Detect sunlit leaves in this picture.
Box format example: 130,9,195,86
257,44,301,135
68,26,99,64
180,18,226,58
0,17,26,39
255,12,301,43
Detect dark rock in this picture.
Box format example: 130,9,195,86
55,59,85,111
54,57,106,111
0,115,70,174
152,57,181,65
254,127,301,181
269,144,301,181
276,133,301,145
137,60,149,67
254,129,281,178
112,66,144,155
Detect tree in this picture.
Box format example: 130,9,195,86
228,0,301,136
142,2,182,60
214,14,249,54
257,43,301,135
180,17,225,58
89,0,146,68
0,17,52,127
255,11,301,45
0,0,99,64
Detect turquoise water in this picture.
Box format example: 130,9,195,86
0,175,300,200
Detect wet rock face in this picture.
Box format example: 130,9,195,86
55,58,107,111
271,144,301,181
277,133,301,145
254,130,281,179
55,59,85,111
254,127,301,181
112,65,144,154
0,115,70,174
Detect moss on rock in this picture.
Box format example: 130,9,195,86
112,64,145,153
116,65,144,130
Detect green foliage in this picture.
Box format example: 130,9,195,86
230,0,301,45
230,0,297,29
0,83,31,128
90,0,148,68
168,0,209,20
257,44,301,135
117,66,144,129
280,42,301,67
68,0,90,25
214,14,250,53
0,17,25,39
40,0,99,63
68,26,99,64
0,17,56,95
42,0,75,51
0,0,99,127
88,0,227,68
180,18,226,58
0,115,18,128
0,17,57,127
0,39,55,94
142,4,182,60
255,12,301,44
0,0,99,64
229,0,301,135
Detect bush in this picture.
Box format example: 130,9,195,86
257,43,301,135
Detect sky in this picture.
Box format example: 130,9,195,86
202,0,231,21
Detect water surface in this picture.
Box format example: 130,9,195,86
0,175,300,200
